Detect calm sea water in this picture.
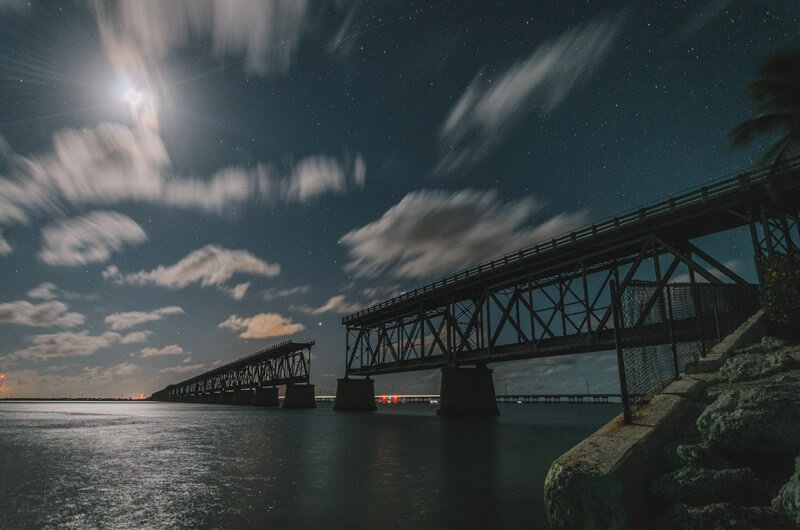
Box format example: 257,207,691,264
0,401,618,529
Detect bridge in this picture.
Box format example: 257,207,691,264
150,340,316,408
334,157,800,415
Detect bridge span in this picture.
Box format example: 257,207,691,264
335,157,800,415
150,340,316,408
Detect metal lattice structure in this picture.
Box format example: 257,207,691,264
342,157,800,377
611,281,758,421
150,340,313,401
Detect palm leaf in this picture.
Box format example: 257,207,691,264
729,112,800,148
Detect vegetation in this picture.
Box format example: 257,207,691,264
730,51,800,165
758,251,800,331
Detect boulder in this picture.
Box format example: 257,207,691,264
696,384,800,462
651,466,773,507
655,503,793,530
762,336,786,352
672,444,736,470
774,456,800,526
718,352,798,383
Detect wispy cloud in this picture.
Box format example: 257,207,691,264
38,211,147,266
10,330,121,359
0,123,366,227
340,189,587,279
103,245,280,291
437,14,623,173
119,330,153,344
294,295,364,315
220,282,251,300
0,229,10,255
139,344,184,357
104,306,184,330
0,300,85,328
94,0,312,77
27,282,58,300
26,282,98,302
219,312,305,339
262,285,310,301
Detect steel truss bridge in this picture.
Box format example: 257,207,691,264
342,158,800,376
150,340,313,401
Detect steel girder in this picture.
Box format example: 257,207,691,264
344,236,751,376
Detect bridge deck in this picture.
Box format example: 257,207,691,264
343,157,800,328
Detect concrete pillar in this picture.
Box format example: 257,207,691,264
438,365,499,416
254,387,280,407
283,384,316,409
333,377,377,411
209,392,222,404
220,391,235,405
233,389,254,405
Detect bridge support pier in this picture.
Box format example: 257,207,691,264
254,387,280,407
220,391,235,405
438,365,499,416
233,389,254,405
334,377,377,411
283,384,316,408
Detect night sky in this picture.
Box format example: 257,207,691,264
0,1,797,398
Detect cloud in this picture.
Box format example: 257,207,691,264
38,211,147,266
27,282,58,300
0,300,85,328
104,306,184,330
105,245,280,292
221,282,250,300
340,189,588,279
0,123,365,227
283,155,366,201
120,330,153,344
437,14,623,172
94,0,311,77
219,312,305,339
11,330,121,359
26,282,98,302
0,229,10,255
262,285,310,300
105,362,139,377
159,362,206,374
295,295,364,315
139,344,184,357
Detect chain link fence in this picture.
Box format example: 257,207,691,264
611,280,759,422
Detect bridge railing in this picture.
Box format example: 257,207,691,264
344,155,799,324
611,280,759,423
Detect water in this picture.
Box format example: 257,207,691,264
0,401,618,528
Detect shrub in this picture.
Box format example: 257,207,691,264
758,251,800,333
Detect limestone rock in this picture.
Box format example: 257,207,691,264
673,444,736,470
774,456,800,526
655,503,793,530
696,384,800,461
651,466,773,507
762,336,787,352
719,352,798,383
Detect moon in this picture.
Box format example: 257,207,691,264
124,88,143,106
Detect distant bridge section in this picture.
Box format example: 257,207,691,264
150,340,316,408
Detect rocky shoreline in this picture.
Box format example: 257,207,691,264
544,314,800,529
651,335,800,529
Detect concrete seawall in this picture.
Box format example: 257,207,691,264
543,312,766,529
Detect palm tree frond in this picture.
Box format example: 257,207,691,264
759,52,800,83
729,113,800,148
